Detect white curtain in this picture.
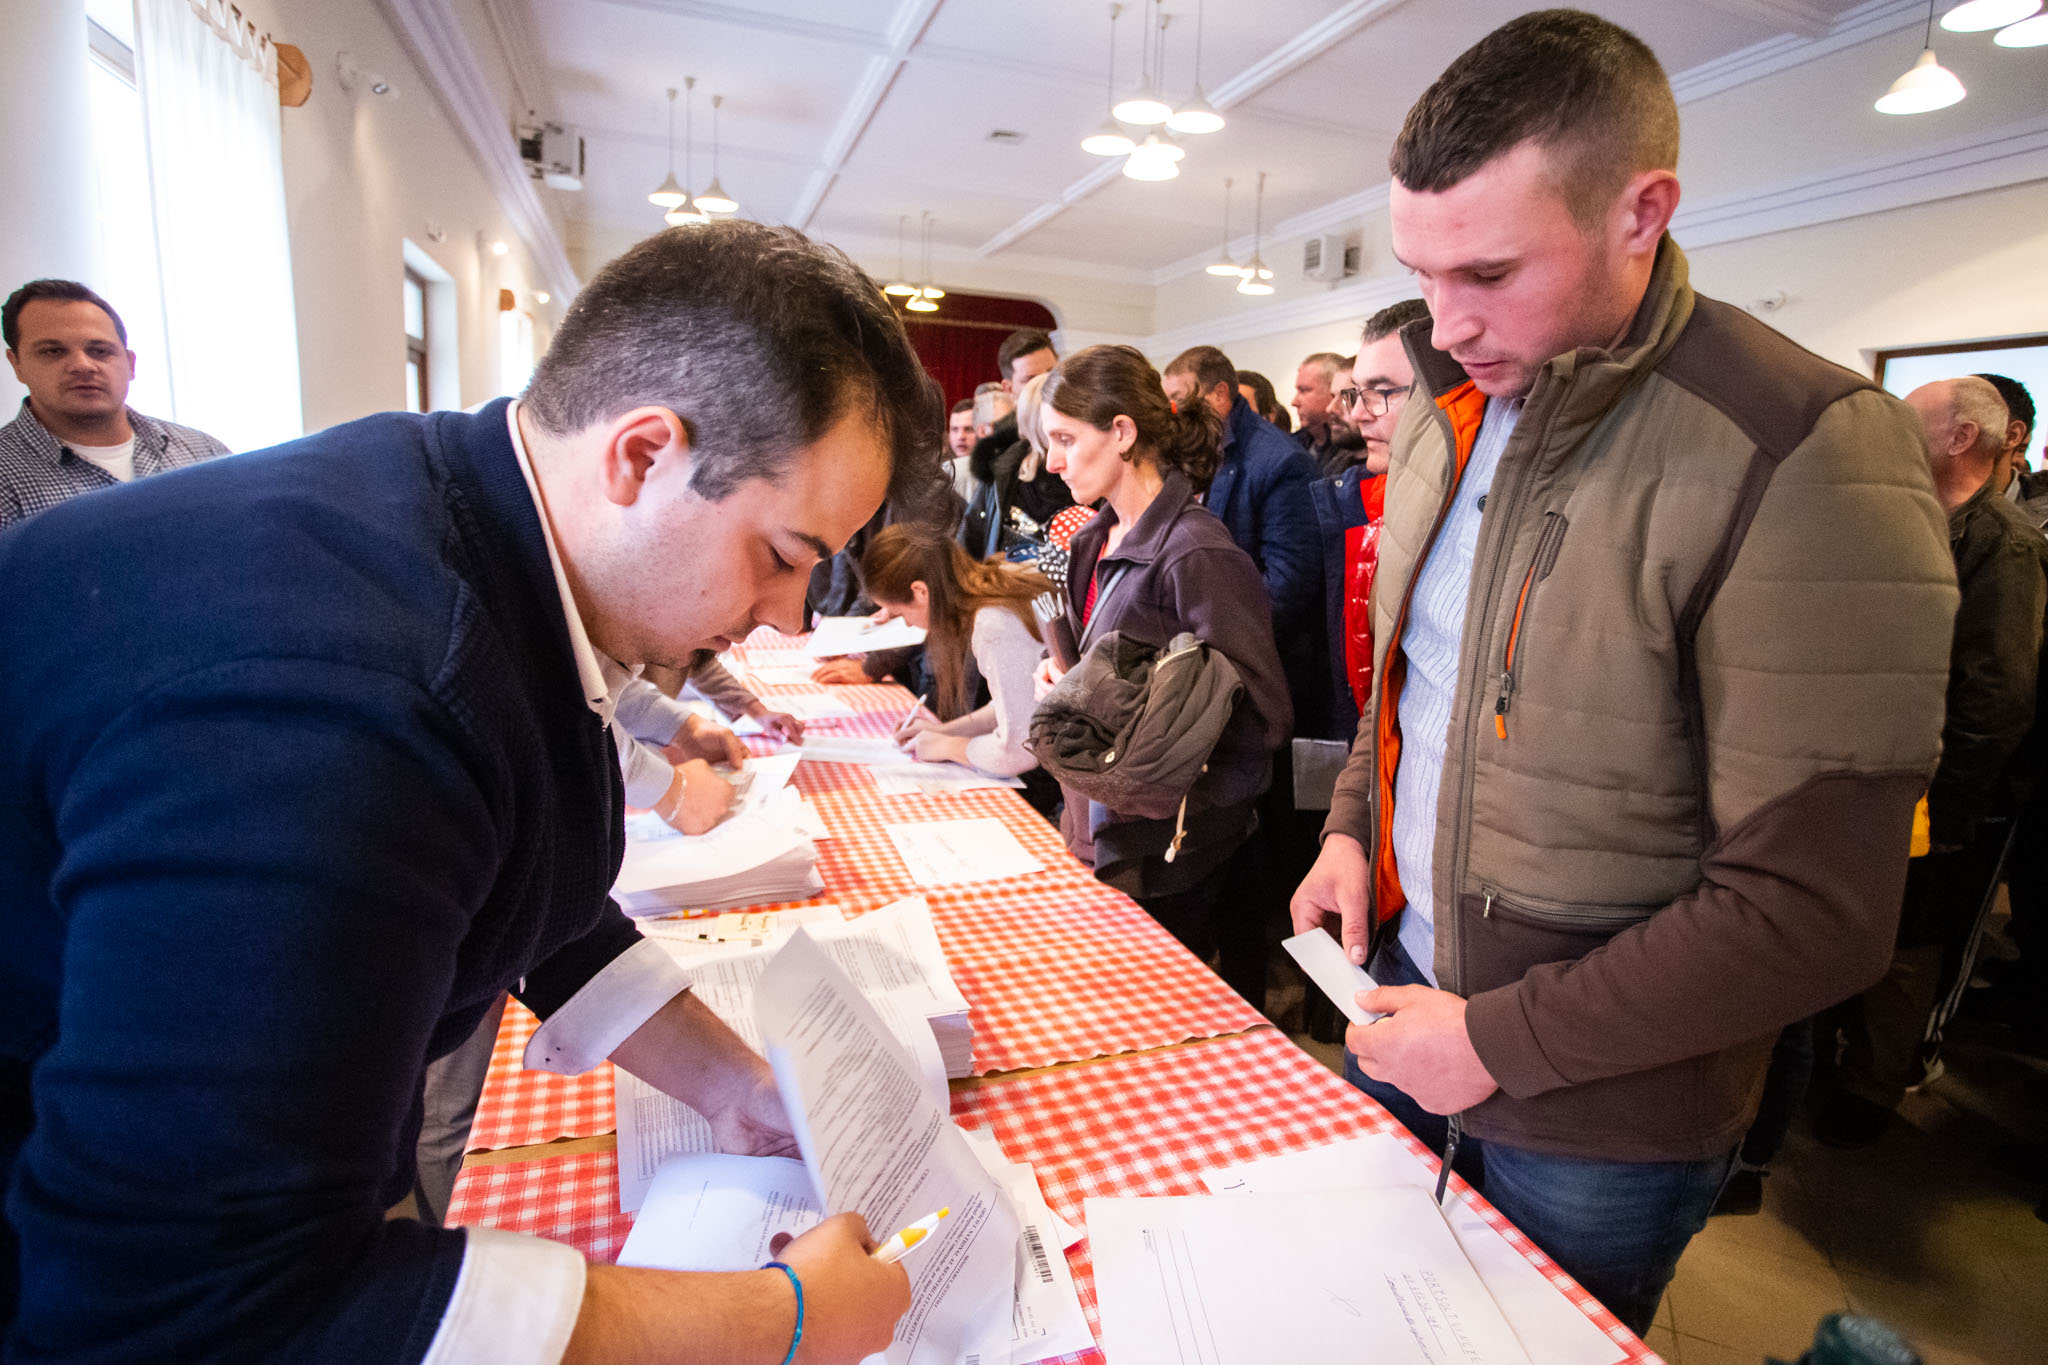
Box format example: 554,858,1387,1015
135,0,302,453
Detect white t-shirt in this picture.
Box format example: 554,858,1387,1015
69,437,137,482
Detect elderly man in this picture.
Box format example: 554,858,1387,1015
1291,10,1954,1332
1,279,227,526
1821,376,2047,1148
2,223,938,1364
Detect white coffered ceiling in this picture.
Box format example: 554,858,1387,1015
452,0,2044,287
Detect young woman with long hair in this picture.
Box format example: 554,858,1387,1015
859,523,1060,814
1035,344,1292,958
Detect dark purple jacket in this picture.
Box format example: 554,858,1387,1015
1059,470,1291,896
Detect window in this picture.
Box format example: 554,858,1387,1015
404,268,430,414
84,0,173,420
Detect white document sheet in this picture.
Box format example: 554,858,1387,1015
1282,927,1384,1025
870,765,1028,797
806,614,929,657
746,663,826,687
956,1133,1096,1365
887,819,1043,887
800,735,919,767
760,929,1020,1365
617,1153,820,1271
614,1067,718,1212
638,904,847,957
1200,1137,1625,1365
1088,1187,1532,1365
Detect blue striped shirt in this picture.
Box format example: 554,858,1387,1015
1391,398,1521,985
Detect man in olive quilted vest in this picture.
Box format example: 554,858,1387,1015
1291,9,1956,1334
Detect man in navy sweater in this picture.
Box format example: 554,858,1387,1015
1,223,943,1363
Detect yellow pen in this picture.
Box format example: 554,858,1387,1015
871,1207,950,1264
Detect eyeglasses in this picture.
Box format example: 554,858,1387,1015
1339,384,1408,418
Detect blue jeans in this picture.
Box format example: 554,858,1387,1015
1343,939,1734,1338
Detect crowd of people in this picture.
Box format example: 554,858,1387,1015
2,8,2044,1363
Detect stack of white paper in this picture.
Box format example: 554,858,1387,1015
622,927,1019,1365
614,758,823,914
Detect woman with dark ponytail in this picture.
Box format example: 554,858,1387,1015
1034,345,1291,959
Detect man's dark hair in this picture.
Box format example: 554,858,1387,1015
524,220,944,506
1390,9,1678,226
1362,298,1431,344
1236,369,1290,431
1163,344,1236,396
4,279,128,351
950,398,976,416
996,328,1056,381
1977,373,2034,436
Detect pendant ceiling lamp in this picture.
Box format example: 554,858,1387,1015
663,79,709,223
1995,10,2048,40
1939,0,2040,30
906,213,940,311
1122,129,1184,181
1877,1,1967,113
1205,177,1241,276
1168,0,1225,135
1111,0,1172,125
647,87,686,208
1082,4,1138,156
884,214,918,296
696,93,738,214
1237,172,1274,295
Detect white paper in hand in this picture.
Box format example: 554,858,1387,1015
1282,927,1382,1025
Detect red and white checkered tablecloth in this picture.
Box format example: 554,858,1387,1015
464,1003,615,1152
448,1029,1655,1365
447,1147,634,1266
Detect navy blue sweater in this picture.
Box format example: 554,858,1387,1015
0,400,642,1361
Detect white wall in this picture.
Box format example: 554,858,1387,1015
1143,178,2048,404
242,0,563,433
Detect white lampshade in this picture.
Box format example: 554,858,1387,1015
1236,266,1274,296
1205,257,1242,277
1081,119,1137,157
648,173,687,209
1122,133,1183,182
1111,88,1172,125
664,198,709,226
1875,49,1966,113
905,295,938,313
1940,0,2040,30
1995,11,2048,41
883,280,919,297
694,177,738,214
1167,86,1225,135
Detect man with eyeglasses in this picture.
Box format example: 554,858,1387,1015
1343,300,1431,477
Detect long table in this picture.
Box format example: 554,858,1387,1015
447,630,1660,1365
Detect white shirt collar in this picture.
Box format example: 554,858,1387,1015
504,402,638,724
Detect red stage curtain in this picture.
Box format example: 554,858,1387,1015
894,292,1059,414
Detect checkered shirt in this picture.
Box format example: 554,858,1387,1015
0,399,230,529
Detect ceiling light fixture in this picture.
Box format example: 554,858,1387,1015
907,212,941,311
884,214,919,296
648,86,687,208
664,79,710,224
1237,172,1274,295
1112,0,1172,125
1122,129,1184,181
695,94,738,214
1082,4,1137,156
1206,177,1241,276
1878,1,1967,113
1939,0,2040,30
1994,10,2048,41
1168,0,1225,135
535,291,551,304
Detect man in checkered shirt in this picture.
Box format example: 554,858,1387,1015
1,278,227,528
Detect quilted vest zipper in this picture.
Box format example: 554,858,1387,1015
1492,510,1568,740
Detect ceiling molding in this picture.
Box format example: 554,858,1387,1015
791,0,946,230
478,0,555,117
1144,114,2048,358
1688,0,1838,39
587,0,890,52
373,0,581,300
1671,113,2048,249
1669,0,1923,103
975,0,1420,259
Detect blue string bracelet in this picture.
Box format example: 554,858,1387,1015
763,1260,804,1365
